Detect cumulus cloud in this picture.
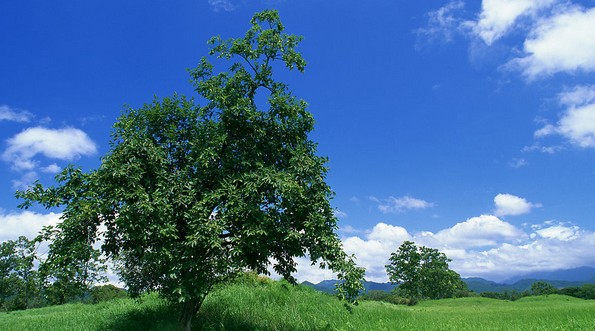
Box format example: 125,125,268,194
0,211,62,242
534,85,595,148
0,105,33,123
2,126,97,172
374,195,434,214
494,193,541,216
431,215,526,248
470,0,556,45
509,6,595,79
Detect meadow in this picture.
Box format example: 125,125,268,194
1,279,594,331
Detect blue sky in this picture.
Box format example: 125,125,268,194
1,0,595,283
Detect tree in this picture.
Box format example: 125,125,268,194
531,281,557,296
90,284,128,304
0,236,41,311
35,226,107,305
17,10,364,331
385,241,465,300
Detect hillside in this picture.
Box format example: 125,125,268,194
1,281,595,331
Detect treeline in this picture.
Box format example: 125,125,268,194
361,280,595,306
0,236,125,312
480,281,595,301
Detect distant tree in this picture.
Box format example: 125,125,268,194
35,226,107,305
386,241,466,300
90,284,128,304
0,236,41,310
480,290,529,301
531,281,557,296
359,290,412,305
558,284,595,299
17,10,364,331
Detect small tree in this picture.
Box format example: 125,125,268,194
0,236,41,311
17,10,364,331
531,281,557,296
90,284,128,304
35,226,107,305
386,241,465,300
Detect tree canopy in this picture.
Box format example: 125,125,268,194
385,241,466,300
16,10,364,331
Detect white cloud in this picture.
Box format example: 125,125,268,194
0,211,62,242
40,163,61,174
293,218,595,283
376,195,434,214
494,193,541,216
556,103,595,147
11,171,39,190
208,0,238,12
2,126,97,172
366,223,411,243
333,210,347,218
338,225,362,235
470,0,556,45
559,84,595,106
0,105,33,123
509,6,595,79
534,85,595,148
417,1,466,44
431,215,526,248
508,158,528,168
522,142,563,154
534,224,580,241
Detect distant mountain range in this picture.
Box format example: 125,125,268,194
503,266,595,284
301,266,595,294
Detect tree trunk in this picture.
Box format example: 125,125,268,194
178,297,204,331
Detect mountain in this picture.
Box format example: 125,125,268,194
503,267,595,284
302,267,595,295
301,280,396,294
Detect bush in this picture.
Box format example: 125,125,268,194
230,272,273,287
90,284,128,304
480,290,530,301
360,290,413,305
531,281,557,296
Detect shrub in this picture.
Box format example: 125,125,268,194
90,284,128,304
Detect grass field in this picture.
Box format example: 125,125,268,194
1,280,594,330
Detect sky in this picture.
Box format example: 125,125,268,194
1,0,595,284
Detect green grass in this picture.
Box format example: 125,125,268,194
1,281,595,331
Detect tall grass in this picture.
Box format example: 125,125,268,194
1,279,595,331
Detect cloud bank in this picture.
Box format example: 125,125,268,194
292,216,595,283
0,211,62,242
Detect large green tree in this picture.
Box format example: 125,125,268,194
386,241,465,300
17,10,364,331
